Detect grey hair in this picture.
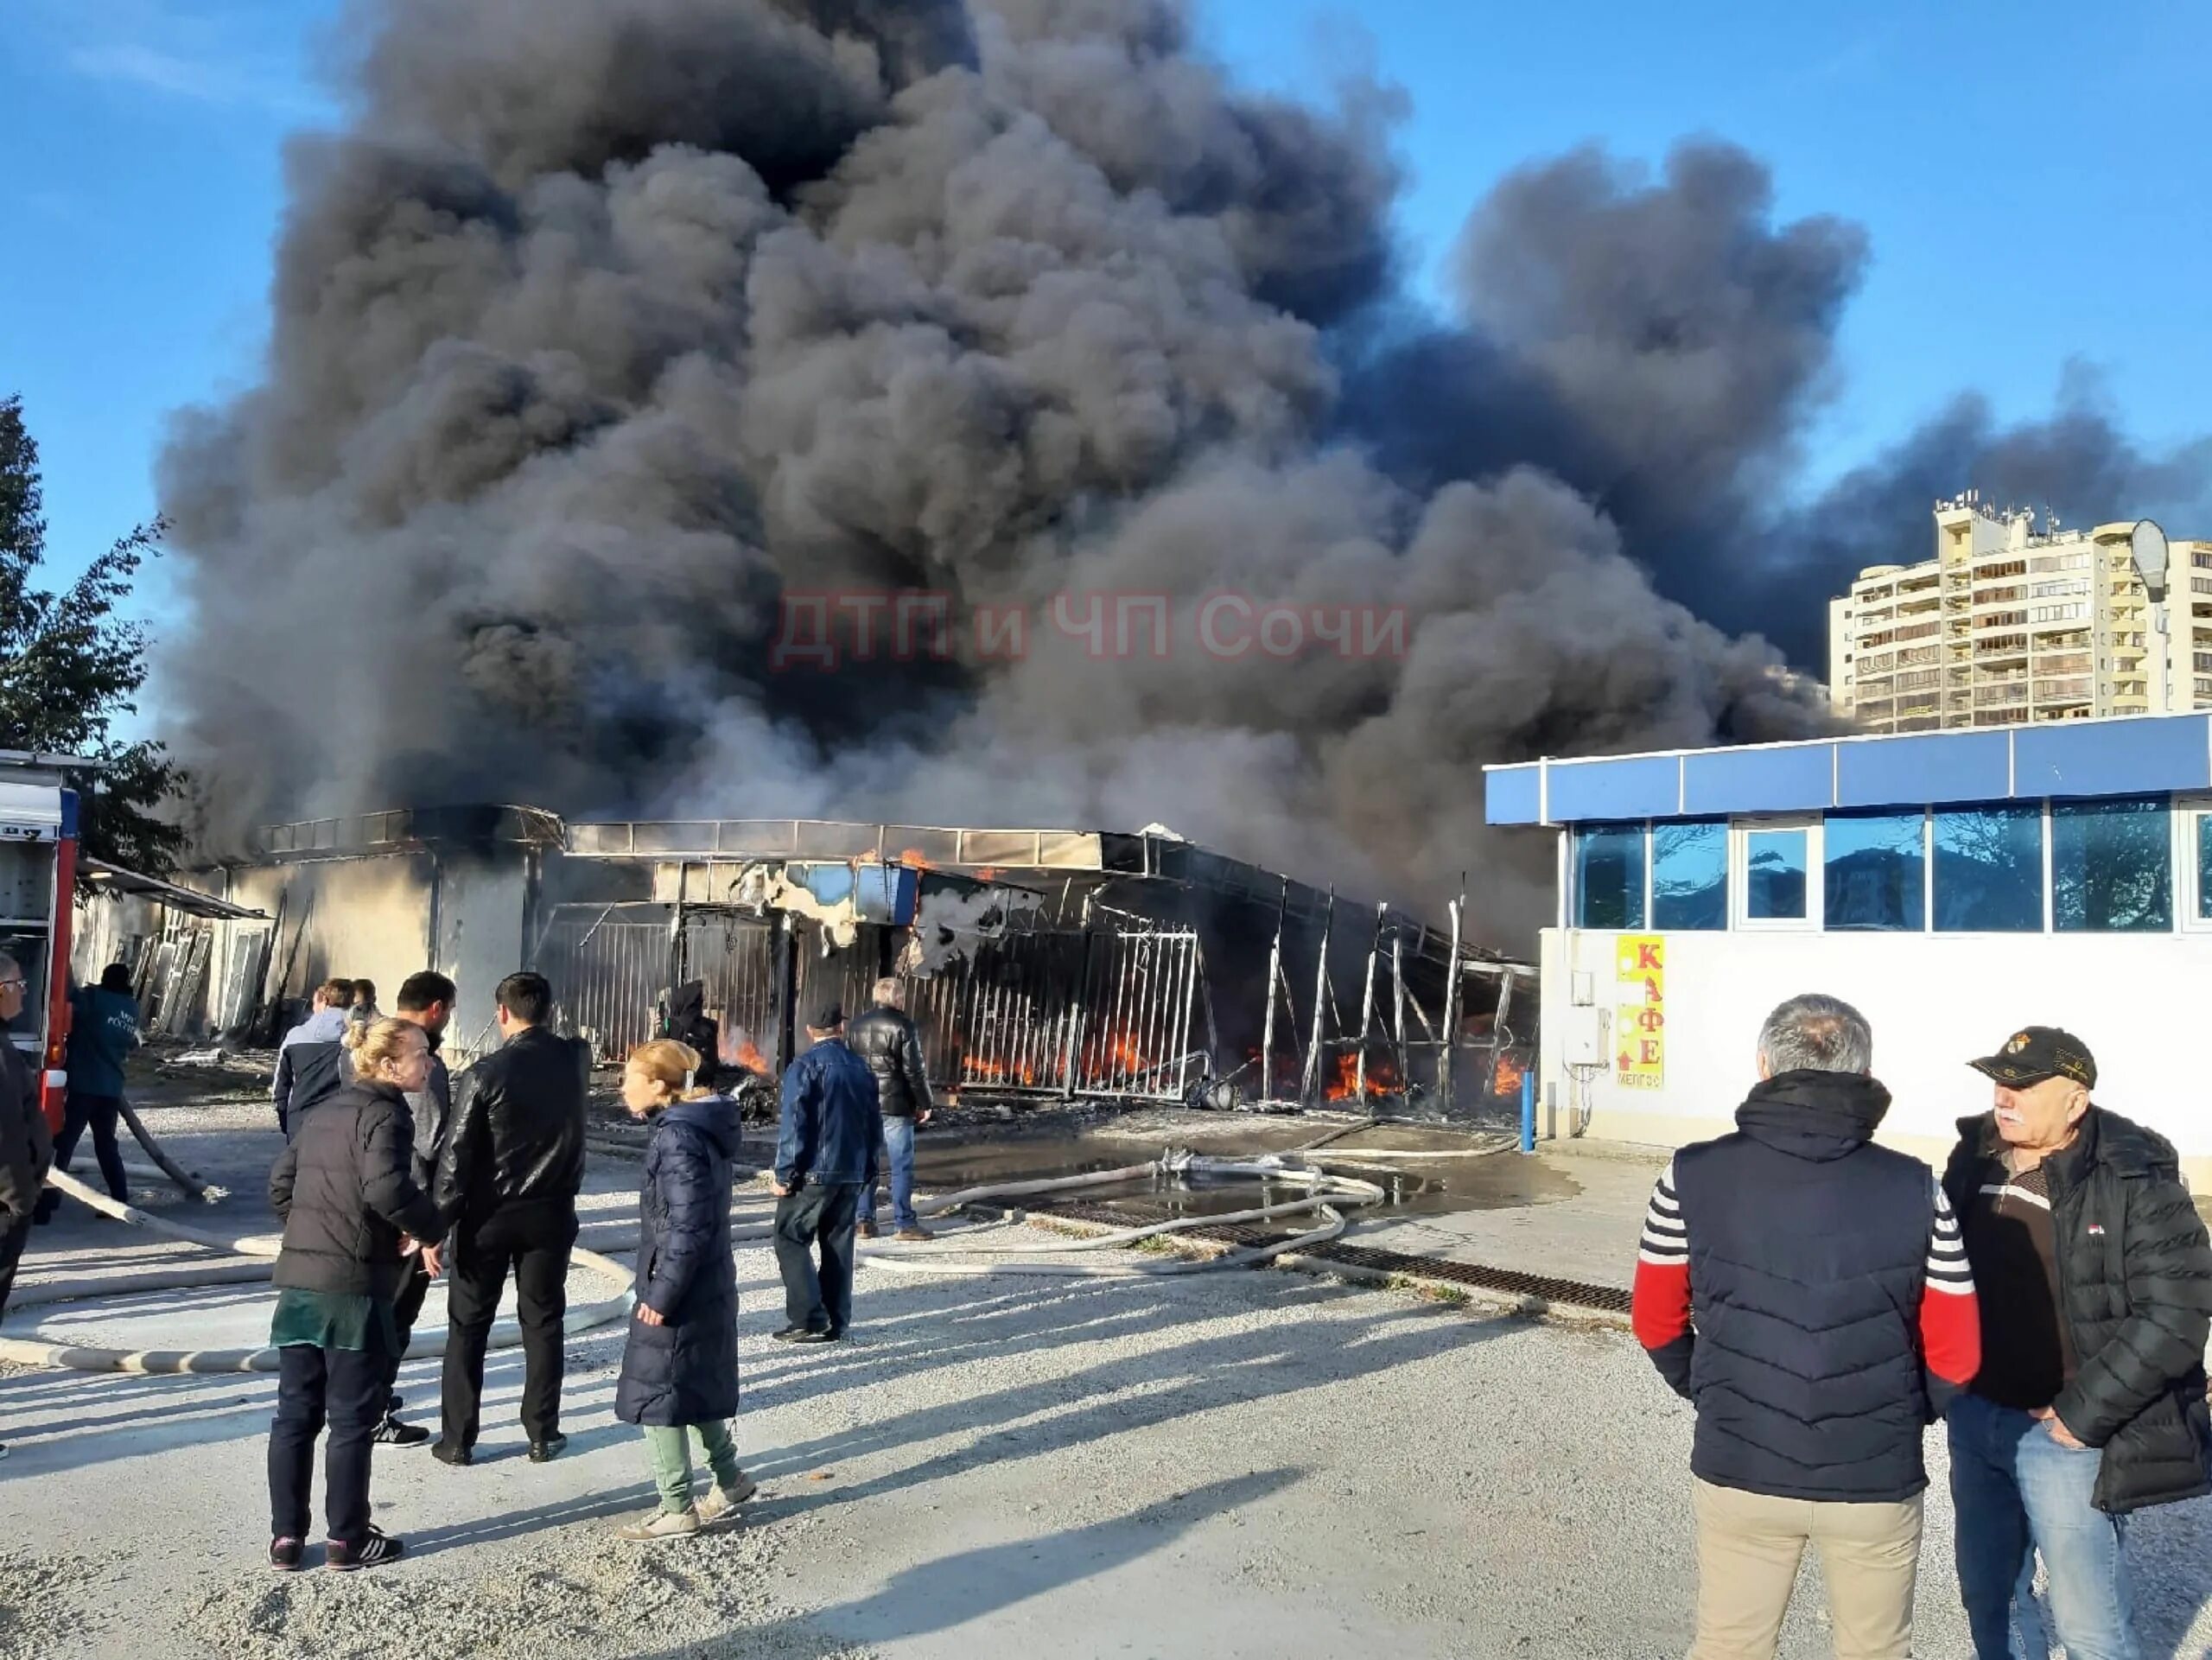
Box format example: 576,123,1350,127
871,976,903,1008
1758,994,1872,1076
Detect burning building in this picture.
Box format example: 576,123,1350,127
73,808,1532,1120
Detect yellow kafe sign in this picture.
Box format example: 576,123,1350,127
1615,934,1665,1091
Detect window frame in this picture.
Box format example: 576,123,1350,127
1732,816,1823,932
1568,821,1649,932
1929,800,2050,935
2049,794,2177,936
2182,797,2212,934
1649,818,1730,933
1821,807,1932,934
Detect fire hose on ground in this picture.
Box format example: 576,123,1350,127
589,1132,1397,1275
2,1140,1473,1372
0,1168,634,1376
119,1096,225,1203
853,1153,1390,1278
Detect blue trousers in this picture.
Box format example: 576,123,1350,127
867,1116,918,1230
1948,1391,2138,1660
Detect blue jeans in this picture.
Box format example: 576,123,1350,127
868,1116,918,1230
1948,1391,2138,1659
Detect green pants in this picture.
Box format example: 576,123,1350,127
644,1421,741,1514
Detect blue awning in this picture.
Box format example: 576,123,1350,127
1483,713,2212,827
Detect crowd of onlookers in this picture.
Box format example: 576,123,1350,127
10,952,2209,1651
255,968,918,1564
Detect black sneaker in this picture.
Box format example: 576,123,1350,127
430,1440,474,1467
373,1416,431,1447
270,1537,304,1572
528,1434,569,1464
788,1326,835,1345
326,1528,404,1571
770,1324,812,1343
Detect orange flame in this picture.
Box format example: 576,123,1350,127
1325,1050,1401,1102
963,1051,1041,1086
719,1027,770,1074
1492,1054,1528,1097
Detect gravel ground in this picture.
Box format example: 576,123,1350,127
5,1084,2212,1657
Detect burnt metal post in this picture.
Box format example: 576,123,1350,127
1483,966,1518,1101
775,912,798,1074
1061,925,1096,1102
1300,887,1334,1108
1260,878,1287,1106
1352,900,1385,1111
1436,875,1465,1114
1389,927,1408,1101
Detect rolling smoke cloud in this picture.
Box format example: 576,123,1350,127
156,0,2208,944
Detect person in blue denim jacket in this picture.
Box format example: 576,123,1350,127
770,1003,880,1344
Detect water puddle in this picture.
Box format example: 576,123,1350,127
908,1113,1582,1225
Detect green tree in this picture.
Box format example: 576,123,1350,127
0,392,186,882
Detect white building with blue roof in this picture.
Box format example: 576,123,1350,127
1484,711,2212,1180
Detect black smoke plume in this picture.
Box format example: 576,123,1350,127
156,0,2208,945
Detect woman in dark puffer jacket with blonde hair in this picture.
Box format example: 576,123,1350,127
612,1039,752,1542
265,1016,444,1572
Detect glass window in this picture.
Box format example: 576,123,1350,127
1825,812,1925,932
2051,798,2171,932
2199,814,2212,923
1933,805,2044,932
1572,824,1645,929
1651,822,1726,931
1745,828,1809,921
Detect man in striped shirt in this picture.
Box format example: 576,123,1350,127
1631,994,1980,1660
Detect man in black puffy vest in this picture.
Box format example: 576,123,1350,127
1943,1025,2212,1660
1633,994,1980,1660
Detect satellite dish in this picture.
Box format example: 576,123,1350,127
2131,519,2170,602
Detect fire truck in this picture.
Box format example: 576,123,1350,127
1,753,81,1134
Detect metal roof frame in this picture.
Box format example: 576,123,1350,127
80,856,268,920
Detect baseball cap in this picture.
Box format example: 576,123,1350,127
1968,1026,2096,1090
811,1001,845,1031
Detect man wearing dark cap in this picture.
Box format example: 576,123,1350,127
1942,1027,2212,1659
771,1003,880,1344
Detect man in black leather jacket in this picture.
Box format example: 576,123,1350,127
431,971,589,1466
849,978,934,1241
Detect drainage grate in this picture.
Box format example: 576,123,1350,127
1029,1199,1634,1315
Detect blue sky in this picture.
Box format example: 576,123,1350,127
4,0,2209,637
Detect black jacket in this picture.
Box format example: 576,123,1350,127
848,1004,932,1119
0,1035,53,1224
616,1093,741,1428
1662,1072,1952,1503
435,1026,590,1223
1944,1107,2212,1515
269,1080,443,1300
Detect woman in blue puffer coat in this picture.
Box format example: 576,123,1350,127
613,1040,753,1542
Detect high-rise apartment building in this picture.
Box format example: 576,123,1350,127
1827,493,2212,732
